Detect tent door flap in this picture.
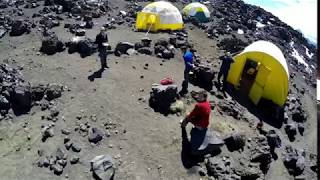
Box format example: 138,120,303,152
248,65,271,105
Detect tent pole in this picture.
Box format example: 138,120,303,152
145,24,153,37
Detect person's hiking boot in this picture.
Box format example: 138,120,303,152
102,63,109,69
100,66,109,70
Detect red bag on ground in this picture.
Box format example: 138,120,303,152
160,77,174,85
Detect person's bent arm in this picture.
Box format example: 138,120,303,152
105,34,109,42
95,34,100,44
186,61,194,69
181,104,199,127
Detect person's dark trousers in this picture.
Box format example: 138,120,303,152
190,127,207,156
221,71,228,91
217,66,227,81
181,126,189,147
217,71,223,83
181,68,190,94
98,48,107,69
217,70,228,91
181,126,198,168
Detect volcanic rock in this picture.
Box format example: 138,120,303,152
51,164,63,175
285,123,297,141
191,63,215,90
137,47,152,55
10,19,29,36
41,126,54,142
88,127,104,144
266,130,281,149
31,84,47,101
248,135,272,174
283,145,306,175
154,38,175,59
0,28,6,39
71,144,81,152
70,156,79,164
64,141,73,150
57,159,67,167
216,99,245,120
0,95,10,110
224,133,246,151
40,34,65,55
90,155,115,180
56,147,67,160
234,163,262,180
149,84,178,115
205,156,227,178
217,37,248,53
77,38,97,58
114,42,134,56
12,83,32,111
46,83,63,101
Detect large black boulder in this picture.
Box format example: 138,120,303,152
40,34,65,55
224,133,246,151
32,84,47,101
78,39,93,57
114,42,134,56
10,20,29,36
149,84,178,115
190,63,215,90
46,83,63,101
12,84,32,111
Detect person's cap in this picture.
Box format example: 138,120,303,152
226,51,231,56
102,42,109,46
100,26,106,31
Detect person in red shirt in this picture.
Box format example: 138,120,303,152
181,91,211,129
181,90,212,156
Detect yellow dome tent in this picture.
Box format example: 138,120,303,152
227,40,289,106
135,1,184,32
182,2,210,22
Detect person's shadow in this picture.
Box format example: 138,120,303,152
88,68,105,82
181,127,202,169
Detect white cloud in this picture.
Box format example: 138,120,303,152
244,0,317,43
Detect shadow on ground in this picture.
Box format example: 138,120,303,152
88,68,105,82
227,84,284,129
180,127,221,169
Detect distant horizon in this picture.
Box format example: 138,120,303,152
243,0,317,44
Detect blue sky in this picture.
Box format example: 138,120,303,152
243,0,317,43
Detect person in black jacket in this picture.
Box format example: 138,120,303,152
217,51,234,91
95,27,109,69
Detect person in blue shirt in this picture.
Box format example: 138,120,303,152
217,51,234,91
180,46,195,95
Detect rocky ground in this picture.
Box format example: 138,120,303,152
0,0,317,180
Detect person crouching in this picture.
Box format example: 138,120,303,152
180,90,211,156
